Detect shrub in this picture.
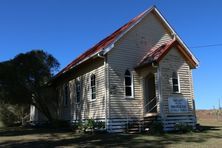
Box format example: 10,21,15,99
95,121,105,129
0,103,20,126
148,121,164,134
77,121,86,132
73,119,106,133
85,118,95,129
174,122,193,133
70,122,79,131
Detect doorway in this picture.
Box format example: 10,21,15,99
144,73,157,113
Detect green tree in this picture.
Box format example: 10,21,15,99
0,50,60,122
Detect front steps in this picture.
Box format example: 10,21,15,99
107,114,196,133
107,115,158,133
127,115,158,133
163,114,196,131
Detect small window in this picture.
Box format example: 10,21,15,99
172,72,180,93
76,80,81,104
90,74,96,100
63,84,69,106
125,70,134,98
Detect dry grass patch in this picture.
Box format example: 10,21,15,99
0,120,222,147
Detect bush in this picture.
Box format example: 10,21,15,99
174,123,193,133
77,121,86,132
95,121,105,129
70,122,79,131
85,118,95,129
0,103,20,126
73,119,106,133
148,121,164,134
0,102,30,127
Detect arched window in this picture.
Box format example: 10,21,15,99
90,74,96,100
125,70,134,98
75,80,81,104
172,72,180,93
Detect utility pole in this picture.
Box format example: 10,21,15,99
219,98,221,121
219,98,221,110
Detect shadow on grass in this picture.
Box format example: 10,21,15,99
198,125,222,131
0,127,71,137
0,125,222,147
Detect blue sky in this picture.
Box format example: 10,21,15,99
0,0,222,109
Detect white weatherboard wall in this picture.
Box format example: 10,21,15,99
30,105,38,122
107,12,173,119
30,105,47,122
159,47,196,130
159,47,195,114
58,58,106,121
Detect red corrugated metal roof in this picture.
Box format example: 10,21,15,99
137,39,197,68
138,39,176,65
54,9,148,79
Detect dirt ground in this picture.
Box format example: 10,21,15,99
196,109,222,121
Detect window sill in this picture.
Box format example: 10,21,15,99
125,96,134,99
172,92,182,94
89,99,96,102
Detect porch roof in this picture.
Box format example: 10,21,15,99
136,39,198,69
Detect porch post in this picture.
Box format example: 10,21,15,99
157,66,164,120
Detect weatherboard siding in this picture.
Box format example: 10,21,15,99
58,58,106,121
56,10,195,122
57,84,71,120
107,12,172,118
159,47,194,114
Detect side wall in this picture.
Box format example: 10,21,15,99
107,12,172,119
57,58,106,121
159,47,195,115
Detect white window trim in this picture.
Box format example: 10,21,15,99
90,74,96,101
172,72,181,93
124,70,134,99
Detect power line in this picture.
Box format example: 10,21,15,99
190,43,222,49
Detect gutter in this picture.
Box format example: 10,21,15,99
51,50,103,83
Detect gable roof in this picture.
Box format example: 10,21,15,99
53,7,151,80
53,6,199,81
137,39,198,69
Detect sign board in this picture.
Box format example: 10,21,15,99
168,97,188,113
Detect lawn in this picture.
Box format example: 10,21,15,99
0,120,221,148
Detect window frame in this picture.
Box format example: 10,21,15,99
124,70,134,98
63,83,69,106
90,74,96,101
172,72,181,93
75,79,81,104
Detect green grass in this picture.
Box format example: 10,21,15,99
0,120,222,147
